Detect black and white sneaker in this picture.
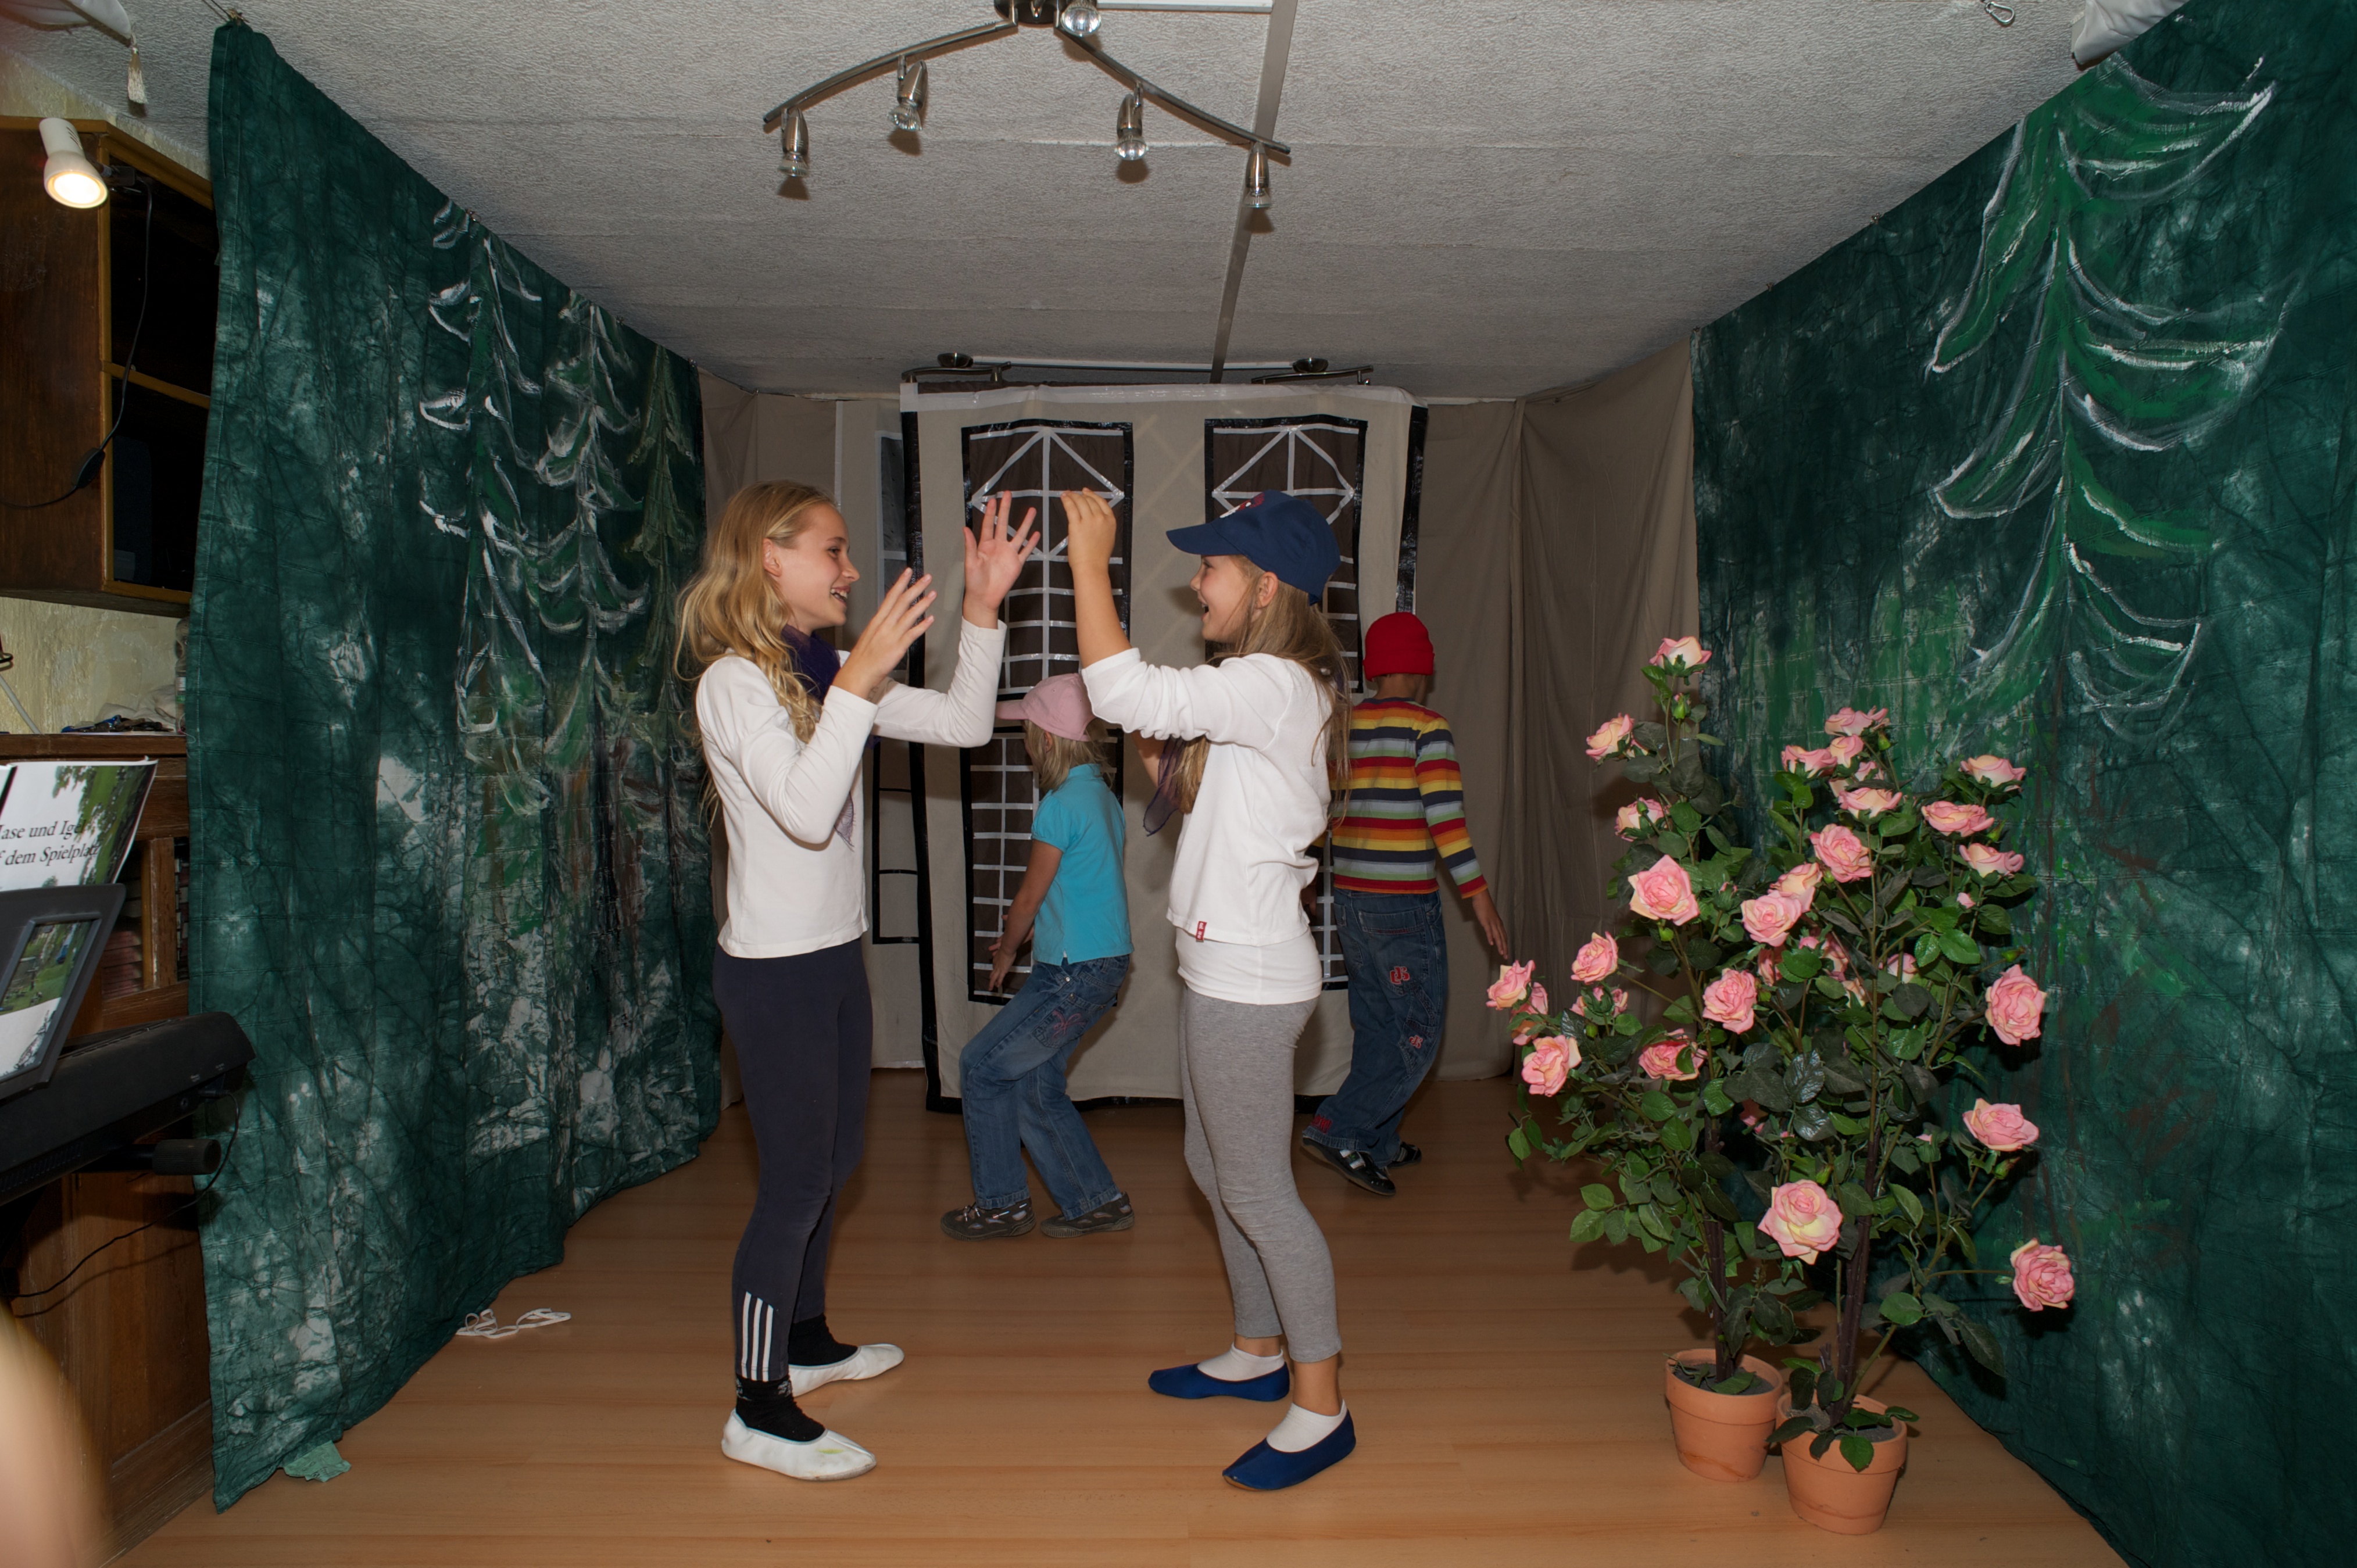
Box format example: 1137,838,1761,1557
939,1200,1035,1240
1043,1194,1135,1237
1299,1137,1396,1197
1386,1142,1424,1170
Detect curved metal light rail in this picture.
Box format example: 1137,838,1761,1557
759,22,1289,157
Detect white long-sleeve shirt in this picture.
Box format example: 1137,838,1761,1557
1083,648,1334,955
698,618,1004,958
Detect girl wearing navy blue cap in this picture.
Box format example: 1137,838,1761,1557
1065,486,1358,1491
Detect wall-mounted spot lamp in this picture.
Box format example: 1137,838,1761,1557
39,118,106,209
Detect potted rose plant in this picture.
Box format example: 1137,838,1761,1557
1497,637,1822,1481
1725,710,2076,1533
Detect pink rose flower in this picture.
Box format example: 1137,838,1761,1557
1530,982,1548,1014
1638,1036,1700,1081
1738,1100,1765,1132
1702,969,1758,1033
1922,800,1996,837
1571,932,1620,985
1837,786,1904,818
1756,950,1782,985
1521,1035,1579,1097
1882,953,1918,980
1585,714,1635,761
1759,1180,1844,1263
1811,823,1874,883
1958,891,1976,909
1854,757,1887,780
1963,1098,2039,1151
1628,855,1700,925
1800,932,1848,978
1614,797,1665,839
1572,986,1628,1019
1827,735,1865,767
1964,754,2027,787
1784,746,1837,776
1650,636,1711,670
1486,960,1535,1010
1825,707,1890,737
1779,861,1824,896
1959,842,2026,879
1985,964,2048,1046
1741,888,1808,947
2008,1239,2076,1311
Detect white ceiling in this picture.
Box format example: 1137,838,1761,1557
5,1,2086,398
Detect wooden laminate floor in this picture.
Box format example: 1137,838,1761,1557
126,1071,2121,1567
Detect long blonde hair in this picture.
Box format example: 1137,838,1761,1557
1168,567,1351,815
1027,719,1112,796
676,482,839,741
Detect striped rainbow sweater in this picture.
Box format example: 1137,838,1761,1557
1330,698,1487,897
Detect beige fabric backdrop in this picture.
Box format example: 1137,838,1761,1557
909,382,1415,1103
1412,341,1700,1079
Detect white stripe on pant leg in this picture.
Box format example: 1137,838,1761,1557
739,1294,754,1380
760,1304,774,1383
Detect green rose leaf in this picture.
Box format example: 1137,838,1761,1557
1937,928,1983,965
1640,1090,1678,1122
1568,1208,1607,1244
1780,947,1825,982
1580,1183,1616,1210
1880,1291,1923,1326
1958,1316,2007,1376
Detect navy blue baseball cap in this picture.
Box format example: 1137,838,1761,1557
1165,490,1340,597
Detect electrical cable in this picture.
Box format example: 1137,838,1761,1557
6,1104,243,1309
0,172,153,510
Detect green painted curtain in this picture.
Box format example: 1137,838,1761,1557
1693,2,2355,1563
188,24,717,1507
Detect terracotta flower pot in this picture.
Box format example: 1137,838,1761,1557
1662,1350,1786,1482
1777,1392,1909,1534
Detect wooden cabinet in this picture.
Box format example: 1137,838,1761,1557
2,734,209,1554
0,121,213,617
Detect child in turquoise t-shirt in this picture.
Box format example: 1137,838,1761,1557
940,674,1135,1241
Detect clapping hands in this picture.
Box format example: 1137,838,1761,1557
963,492,1040,627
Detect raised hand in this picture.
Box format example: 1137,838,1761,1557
963,492,1040,627
1061,489,1118,571
835,568,936,702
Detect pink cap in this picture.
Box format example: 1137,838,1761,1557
995,673,1095,740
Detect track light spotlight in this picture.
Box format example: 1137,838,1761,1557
779,110,810,178
1057,2,1103,40
1244,143,1271,212
38,118,105,209
890,58,928,131
1115,91,1146,162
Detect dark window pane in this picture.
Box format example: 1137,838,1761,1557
108,381,206,592
108,174,218,395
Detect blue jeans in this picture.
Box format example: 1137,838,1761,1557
1306,890,1447,1168
959,955,1129,1219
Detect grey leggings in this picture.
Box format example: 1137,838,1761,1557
1176,987,1340,1363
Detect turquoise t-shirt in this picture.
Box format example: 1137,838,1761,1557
1029,764,1131,965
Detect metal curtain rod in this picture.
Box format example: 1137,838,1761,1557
760,21,1290,157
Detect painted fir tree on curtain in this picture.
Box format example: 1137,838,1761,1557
190,23,716,1508
1694,3,2357,1563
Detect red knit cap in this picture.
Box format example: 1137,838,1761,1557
1363,612,1435,676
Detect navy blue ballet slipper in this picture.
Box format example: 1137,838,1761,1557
1221,1411,1357,1491
1146,1363,1290,1402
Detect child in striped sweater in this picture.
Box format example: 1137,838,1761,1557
1302,612,1510,1196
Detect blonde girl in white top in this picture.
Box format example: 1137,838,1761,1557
678,480,1035,1481
1066,486,1361,1491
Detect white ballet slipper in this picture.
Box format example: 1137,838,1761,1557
788,1342,905,1397
719,1412,876,1481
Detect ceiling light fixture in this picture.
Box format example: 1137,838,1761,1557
1115,91,1147,162
761,3,1286,205
38,118,106,209
779,109,810,178
889,57,928,131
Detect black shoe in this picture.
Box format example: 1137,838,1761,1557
1386,1142,1423,1170
1043,1194,1135,1237
940,1200,1035,1240
1300,1136,1396,1197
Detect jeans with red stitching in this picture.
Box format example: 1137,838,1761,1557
1306,890,1448,1169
